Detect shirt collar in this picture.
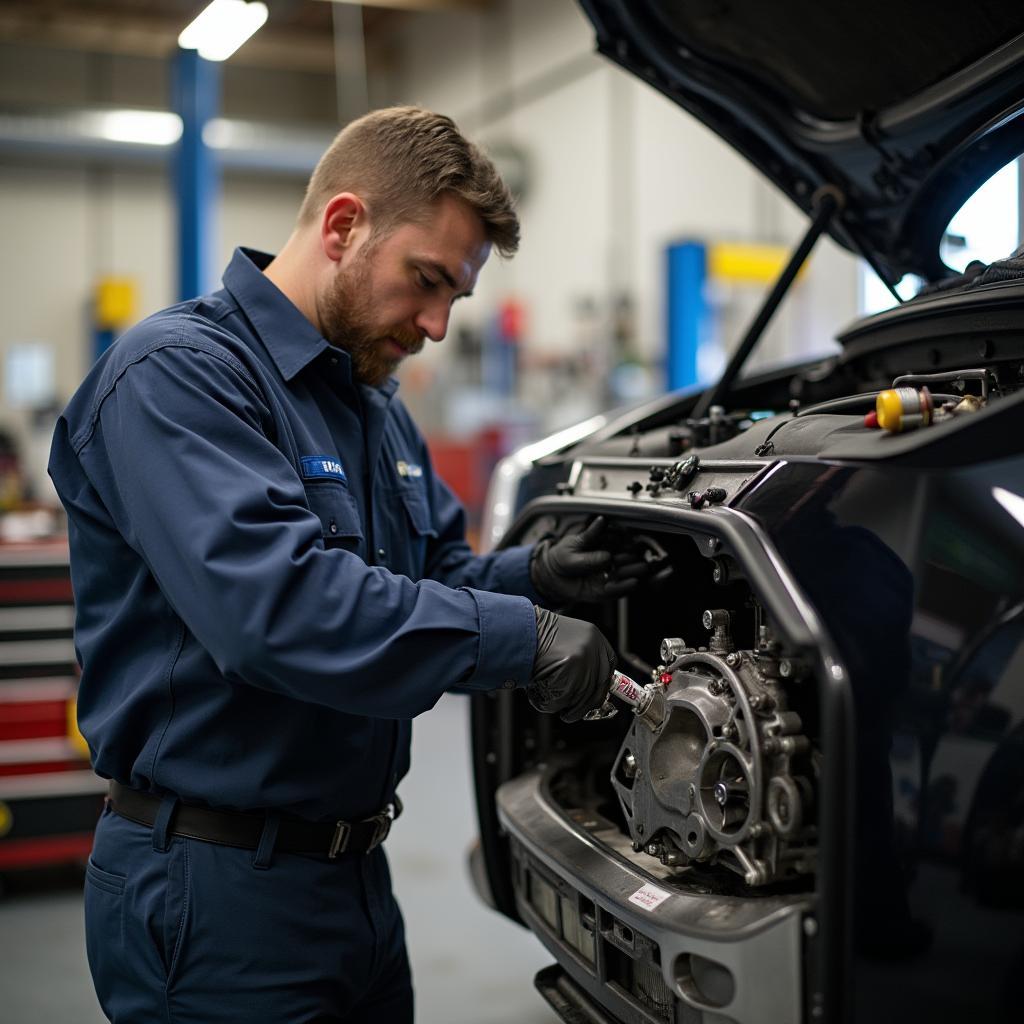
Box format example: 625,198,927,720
222,248,400,399
222,247,332,383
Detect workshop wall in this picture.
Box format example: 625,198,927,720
0,159,303,501
0,38,315,492
0,0,862,485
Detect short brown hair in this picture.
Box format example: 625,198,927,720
298,106,519,257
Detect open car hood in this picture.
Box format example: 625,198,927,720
579,0,1024,283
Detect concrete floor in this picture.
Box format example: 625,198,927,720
0,694,559,1024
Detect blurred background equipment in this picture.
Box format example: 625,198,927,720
0,540,105,877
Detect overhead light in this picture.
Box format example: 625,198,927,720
178,0,269,62
94,110,183,146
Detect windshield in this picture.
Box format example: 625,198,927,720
940,157,1021,274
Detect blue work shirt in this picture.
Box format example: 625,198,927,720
49,248,539,822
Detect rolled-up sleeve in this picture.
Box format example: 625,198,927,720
71,342,535,719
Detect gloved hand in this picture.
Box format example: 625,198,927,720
526,606,616,723
530,516,668,606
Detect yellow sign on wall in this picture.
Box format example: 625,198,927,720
708,242,802,285
95,277,138,330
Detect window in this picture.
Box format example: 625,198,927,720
859,156,1022,316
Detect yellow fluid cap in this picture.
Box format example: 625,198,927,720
876,389,906,432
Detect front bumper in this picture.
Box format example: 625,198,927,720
497,766,812,1024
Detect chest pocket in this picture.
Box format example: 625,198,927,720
380,482,437,579
303,481,364,549
396,484,437,540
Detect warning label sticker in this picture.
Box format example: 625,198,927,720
628,883,671,912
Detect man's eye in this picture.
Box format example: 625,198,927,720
417,272,436,290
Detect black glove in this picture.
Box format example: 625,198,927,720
530,516,668,606
526,606,616,723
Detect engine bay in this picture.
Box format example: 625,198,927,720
495,506,831,904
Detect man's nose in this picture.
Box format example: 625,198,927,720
415,301,450,342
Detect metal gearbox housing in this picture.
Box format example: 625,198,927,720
610,612,817,887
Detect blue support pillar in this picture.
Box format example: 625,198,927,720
173,49,221,301
666,240,706,391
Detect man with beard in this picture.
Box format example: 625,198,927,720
48,107,646,1022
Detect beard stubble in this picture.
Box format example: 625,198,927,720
318,248,424,388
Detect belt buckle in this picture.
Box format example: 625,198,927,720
328,820,351,859
367,807,394,852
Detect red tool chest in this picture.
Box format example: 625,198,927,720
0,540,105,872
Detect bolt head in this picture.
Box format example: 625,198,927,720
779,659,793,677
645,843,659,856
659,638,687,662
725,652,739,666
702,610,713,630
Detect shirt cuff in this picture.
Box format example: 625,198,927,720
460,588,537,693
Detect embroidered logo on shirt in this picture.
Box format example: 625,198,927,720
396,460,423,479
301,456,347,481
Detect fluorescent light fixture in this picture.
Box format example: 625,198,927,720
993,486,1024,530
94,110,183,146
178,0,268,62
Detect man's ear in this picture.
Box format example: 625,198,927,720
321,193,368,262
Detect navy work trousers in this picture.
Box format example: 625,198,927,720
84,804,413,1023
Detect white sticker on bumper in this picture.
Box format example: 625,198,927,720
628,883,671,911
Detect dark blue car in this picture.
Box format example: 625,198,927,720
470,4,1024,1023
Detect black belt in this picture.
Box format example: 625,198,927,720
108,782,402,858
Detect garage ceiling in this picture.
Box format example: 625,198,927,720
0,1,487,73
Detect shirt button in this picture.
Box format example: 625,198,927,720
329,520,338,534
330,357,338,365
503,679,516,689
377,548,386,560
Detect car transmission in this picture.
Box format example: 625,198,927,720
607,608,818,887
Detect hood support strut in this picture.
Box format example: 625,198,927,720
693,188,843,419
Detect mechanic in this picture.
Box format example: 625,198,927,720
48,106,649,1023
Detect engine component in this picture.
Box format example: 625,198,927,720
891,367,990,400
950,394,984,416
876,382,987,434
687,487,727,509
610,609,817,886
646,455,701,498
876,386,935,433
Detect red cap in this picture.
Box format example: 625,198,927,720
863,410,879,428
